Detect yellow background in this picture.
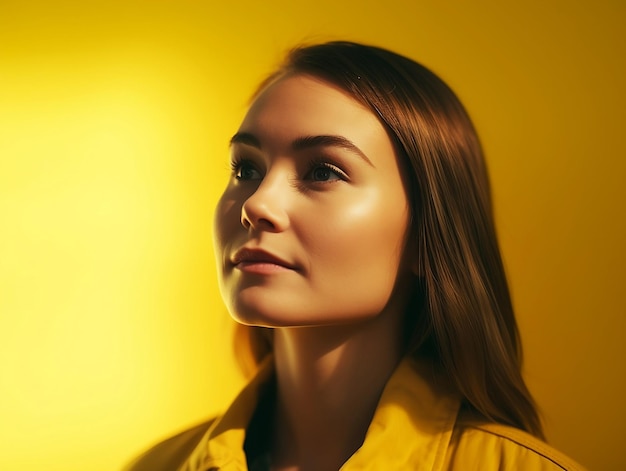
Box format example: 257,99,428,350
1,1,624,470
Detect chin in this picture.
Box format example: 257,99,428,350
225,289,392,328
227,305,379,329
226,301,290,328
228,309,308,328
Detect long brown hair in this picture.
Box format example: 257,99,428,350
231,41,543,438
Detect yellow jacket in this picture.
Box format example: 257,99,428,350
126,358,586,471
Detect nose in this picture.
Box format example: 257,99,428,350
240,178,290,232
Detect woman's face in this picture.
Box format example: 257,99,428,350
214,74,412,327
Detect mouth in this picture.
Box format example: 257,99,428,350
231,247,298,273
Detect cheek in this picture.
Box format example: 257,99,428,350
295,189,409,321
213,193,242,252
213,194,246,316
303,188,410,284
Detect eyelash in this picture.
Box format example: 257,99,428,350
305,158,348,182
230,157,260,180
229,157,348,184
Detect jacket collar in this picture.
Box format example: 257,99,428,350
179,356,460,471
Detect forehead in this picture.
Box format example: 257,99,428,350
238,74,387,146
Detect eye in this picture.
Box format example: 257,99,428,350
231,159,262,181
305,162,346,183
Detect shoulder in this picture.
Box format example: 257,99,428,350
122,419,215,471
447,421,587,471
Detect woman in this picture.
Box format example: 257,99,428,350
127,41,585,471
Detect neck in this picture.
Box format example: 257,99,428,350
269,309,405,471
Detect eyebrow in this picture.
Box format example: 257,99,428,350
230,132,261,148
229,132,374,167
292,135,373,167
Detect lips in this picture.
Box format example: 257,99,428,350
231,247,297,271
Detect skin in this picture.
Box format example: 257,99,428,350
214,74,416,471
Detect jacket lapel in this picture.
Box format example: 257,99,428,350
179,357,459,471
